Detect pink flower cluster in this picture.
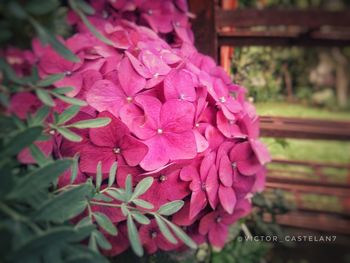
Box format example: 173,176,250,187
7,0,270,256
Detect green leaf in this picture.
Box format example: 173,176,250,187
70,153,80,184
69,0,113,46
30,18,80,62
37,73,64,87
93,193,113,202
131,211,150,225
10,227,76,261
0,126,42,157
66,117,111,129
56,127,82,142
34,183,93,223
130,177,153,201
9,159,72,199
0,58,27,85
106,189,126,202
121,203,129,216
7,1,28,19
76,217,92,228
132,199,154,210
36,89,55,107
76,0,95,15
25,0,60,15
93,212,118,236
108,162,118,187
96,161,102,191
157,200,184,216
88,234,98,252
154,215,177,244
51,87,75,94
94,230,112,250
32,106,50,125
124,174,133,201
51,93,87,106
165,219,197,249
58,105,80,125
127,214,143,257
29,144,48,166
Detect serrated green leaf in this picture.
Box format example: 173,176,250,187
0,126,42,157
93,212,118,236
58,105,80,125
51,93,87,106
131,211,150,225
108,162,118,187
127,215,143,257
154,215,177,244
37,73,64,87
132,199,154,210
157,200,184,216
8,159,72,199
51,87,75,94
66,117,111,129
35,89,55,107
34,183,92,223
165,219,197,249
94,230,112,250
130,177,153,201
106,189,126,202
56,127,82,142
96,161,102,191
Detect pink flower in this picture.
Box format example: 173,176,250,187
8,92,41,119
86,57,146,117
139,165,189,208
131,95,197,171
103,223,130,256
139,219,179,254
199,199,251,248
180,153,219,219
78,111,148,173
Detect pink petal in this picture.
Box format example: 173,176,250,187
190,190,207,219
161,100,195,132
198,211,217,235
118,57,146,96
164,69,196,102
218,155,233,187
250,139,271,165
89,112,128,148
163,131,197,161
193,129,209,153
18,140,53,164
125,51,152,78
237,158,262,176
205,166,219,209
229,142,253,162
217,111,245,139
86,79,126,117
54,73,83,97
120,135,148,166
140,136,169,171
208,223,229,248
218,185,236,214
79,145,116,174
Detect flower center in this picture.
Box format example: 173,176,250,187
174,21,180,27
179,93,186,100
159,175,167,182
113,148,121,154
148,9,153,15
231,162,237,169
157,128,163,134
65,70,73,76
195,123,200,128
151,231,157,238
219,96,226,103
229,120,235,125
49,129,55,135
201,182,206,191
154,72,160,78
216,216,222,223
126,96,133,103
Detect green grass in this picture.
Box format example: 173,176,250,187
255,102,350,182
255,102,350,120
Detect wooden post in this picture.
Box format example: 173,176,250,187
188,0,218,61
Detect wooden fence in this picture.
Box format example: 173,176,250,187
189,0,350,234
